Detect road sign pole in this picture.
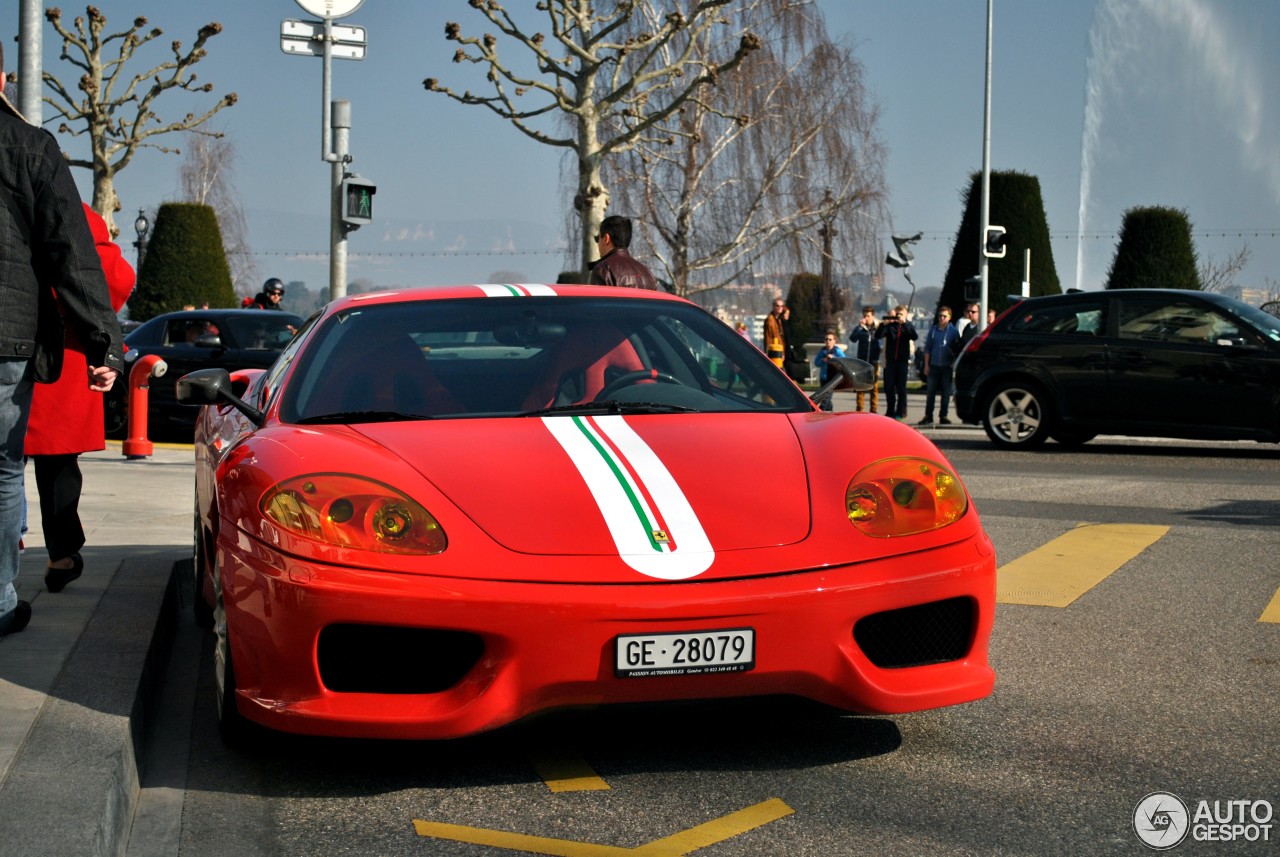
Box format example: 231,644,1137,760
283,0,367,302
330,100,350,302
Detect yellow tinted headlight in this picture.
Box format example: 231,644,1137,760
846,457,967,537
261,474,446,555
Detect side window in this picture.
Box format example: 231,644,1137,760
165,318,218,346
1007,301,1106,336
260,313,319,408
1118,301,1229,344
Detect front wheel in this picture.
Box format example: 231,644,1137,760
192,507,213,629
982,382,1051,449
214,579,259,746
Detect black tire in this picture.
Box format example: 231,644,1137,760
214,581,259,746
192,509,214,629
982,381,1051,449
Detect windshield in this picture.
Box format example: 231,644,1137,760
280,297,811,423
1230,301,1280,344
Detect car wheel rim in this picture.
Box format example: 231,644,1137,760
990,388,1042,443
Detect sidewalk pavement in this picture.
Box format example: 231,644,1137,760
0,442,192,857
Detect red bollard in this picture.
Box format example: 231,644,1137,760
122,354,168,459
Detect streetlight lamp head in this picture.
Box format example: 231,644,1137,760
134,208,149,239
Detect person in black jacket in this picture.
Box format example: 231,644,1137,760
875,305,917,421
251,277,287,309
0,49,124,637
589,216,658,290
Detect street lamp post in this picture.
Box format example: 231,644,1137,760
133,208,150,268
817,190,837,338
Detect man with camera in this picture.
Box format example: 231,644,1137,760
875,305,917,421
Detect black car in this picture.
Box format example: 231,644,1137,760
954,289,1280,449
112,309,302,436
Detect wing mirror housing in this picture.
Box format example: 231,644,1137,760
811,357,876,408
175,367,264,426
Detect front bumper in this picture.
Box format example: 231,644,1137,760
217,532,996,739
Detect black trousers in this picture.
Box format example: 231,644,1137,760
33,454,85,562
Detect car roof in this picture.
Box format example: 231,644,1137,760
320,284,683,315
145,308,305,322
1009,289,1260,313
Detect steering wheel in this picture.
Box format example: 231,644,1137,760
595,369,683,400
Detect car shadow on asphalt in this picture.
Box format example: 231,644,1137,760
185,630,903,798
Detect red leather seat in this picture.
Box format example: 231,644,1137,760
522,325,643,411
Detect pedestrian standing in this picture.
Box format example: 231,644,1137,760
589,215,658,290
876,305,917,420
0,50,124,637
25,204,134,593
848,306,882,413
812,331,846,412
764,298,789,369
918,305,960,426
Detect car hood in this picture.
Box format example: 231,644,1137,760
353,414,810,577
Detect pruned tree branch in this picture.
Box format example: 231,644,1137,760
424,0,760,271
41,5,237,235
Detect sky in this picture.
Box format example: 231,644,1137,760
11,0,1280,304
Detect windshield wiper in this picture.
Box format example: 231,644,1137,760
521,401,697,417
294,410,436,425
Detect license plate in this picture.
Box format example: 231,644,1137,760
615,628,755,678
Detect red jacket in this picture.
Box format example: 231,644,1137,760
25,204,135,456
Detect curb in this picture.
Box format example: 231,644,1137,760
0,554,182,857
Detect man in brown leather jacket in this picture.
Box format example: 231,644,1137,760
588,216,658,290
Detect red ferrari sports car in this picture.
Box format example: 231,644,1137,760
178,285,995,740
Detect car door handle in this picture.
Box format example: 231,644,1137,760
1112,349,1148,365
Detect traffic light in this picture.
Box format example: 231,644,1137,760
341,174,376,229
983,225,1008,258
964,275,982,303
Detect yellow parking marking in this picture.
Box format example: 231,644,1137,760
1260,589,1280,623
633,798,794,855
530,749,611,792
412,797,794,856
997,523,1169,607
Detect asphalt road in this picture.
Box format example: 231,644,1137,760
127,431,1280,857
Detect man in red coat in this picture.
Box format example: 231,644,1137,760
23,204,135,592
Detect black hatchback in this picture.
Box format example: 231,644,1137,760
953,289,1280,449
112,309,302,436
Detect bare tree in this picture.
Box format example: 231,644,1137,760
42,5,237,235
1198,244,1250,294
424,1,760,274
179,132,258,296
603,1,888,297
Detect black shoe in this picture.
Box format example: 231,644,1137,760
45,553,84,593
916,417,934,426
939,417,953,425
0,601,31,637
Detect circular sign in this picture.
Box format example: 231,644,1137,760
1133,792,1190,850
294,0,366,19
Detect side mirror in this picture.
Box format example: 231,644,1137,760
193,334,224,350
175,367,264,425
811,357,875,408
